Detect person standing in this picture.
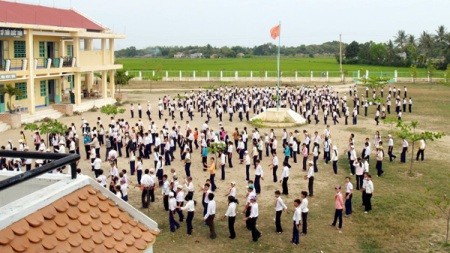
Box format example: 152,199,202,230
387,135,397,162
344,177,353,216
376,147,384,177
254,160,264,194
175,185,185,222
331,185,344,232
220,150,226,180
208,157,217,192
312,143,319,173
274,190,288,233
140,169,153,208
280,162,290,195
354,157,364,190
224,196,238,239
331,145,339,174
130,103,135,118
292,199,302,245
269,152,279,183
349,145,357,175
244,151,251,181
299,191,309,235
168,192,180,232
416,139,426,161
400,138,408,163
306,161,315,197
244,196,261,242
301,143,308,171
180,194,195,235
204,193,217,239
363,174,374,213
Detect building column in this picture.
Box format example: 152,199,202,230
74,73,82,105
26,29,36,114
101,71,108,98
109,70,115,98
73,36,80,66
109,39,115,64
86,72,94,92
101,39,107,65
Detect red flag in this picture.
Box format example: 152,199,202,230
270,25,280,39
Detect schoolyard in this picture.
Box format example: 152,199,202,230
3,82,449,252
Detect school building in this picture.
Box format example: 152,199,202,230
0,1,124,128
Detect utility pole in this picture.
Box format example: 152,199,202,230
339,33,343,82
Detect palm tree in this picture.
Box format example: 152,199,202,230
419,31,434,58
394,30,407,51
407,35,416,47
435,25,447,44
0,84,23,113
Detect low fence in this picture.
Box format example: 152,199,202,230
126,70,448,83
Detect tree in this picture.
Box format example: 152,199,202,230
360,76,390,104
100,104,125,116
434,194,450,244
115,69,133,92
395,120,444,176
394,30,407,52
345,41,360,59
410,65,418,83
24,120,68,144
0,84,23,113
208,142,226,167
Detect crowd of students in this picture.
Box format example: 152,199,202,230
0,84,426,245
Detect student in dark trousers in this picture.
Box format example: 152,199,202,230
168,192,180,232
344,177,353,216
224,196,238,239
363,175,374,213
280,162,290,195
305,161,315,197
331,185,344,231
300,191,309,235
244,196,261,242
204,193,217,239
400,139,408,163
292,199,302,245
274,190,288,233
180,194,195,235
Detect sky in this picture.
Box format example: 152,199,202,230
12,0,450,49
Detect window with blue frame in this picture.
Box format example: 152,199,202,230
14,41,26,58
40,81,47,97
15,83,27,100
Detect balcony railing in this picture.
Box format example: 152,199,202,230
0,57,76,72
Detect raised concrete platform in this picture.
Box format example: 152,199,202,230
250,108,307,127
73,98,116,113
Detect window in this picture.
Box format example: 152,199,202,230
15,83,27,100
67,75,74,89
39,42,46,58
14,41,26,58
66,45,73,57
40,81,47,97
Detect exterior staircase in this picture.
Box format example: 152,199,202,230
0,121,11,133
73,98,116,113
21,108,64,124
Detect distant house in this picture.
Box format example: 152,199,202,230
174,52,185,58
237,53,245,58
210,54,219,59
189,53,203,59
0,172,160,253
397,52,407,60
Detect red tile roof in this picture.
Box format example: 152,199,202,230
0,185,159,253
0,1,104,31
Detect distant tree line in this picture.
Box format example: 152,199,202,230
341,25,449,70
115,41,341,59
115,25,449,70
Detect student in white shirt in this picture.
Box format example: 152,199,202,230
292,198,302,245
280,162,290,195
224,195,238,239
244,196,261,242
225,181,237,198
331,145,339,174
96,169,107,187
204,193,217,239
180,194,195,235
274,190,288,233
168,192,180,232
305,161,315,197
363,174,374,213
344,177,353,216
300,191,309,234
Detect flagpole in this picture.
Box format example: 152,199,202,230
276,21,281,111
